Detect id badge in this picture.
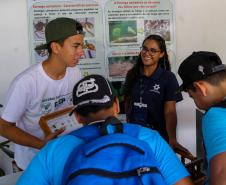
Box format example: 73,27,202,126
131,102,148,125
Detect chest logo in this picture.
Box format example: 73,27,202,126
41,102,52,114
149,84,160,94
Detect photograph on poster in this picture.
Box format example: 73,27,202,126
144,19,170,41
34,43,48,63
109,20,137,43
33,19,48,41
76,17,95,38
108,56,137,77
81,40,96,59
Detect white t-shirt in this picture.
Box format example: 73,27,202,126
1,62,82,169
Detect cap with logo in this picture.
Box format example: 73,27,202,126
69,75,115,116
35,17,84,50
178,51,226,91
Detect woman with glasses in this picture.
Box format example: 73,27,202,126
124,34,188,152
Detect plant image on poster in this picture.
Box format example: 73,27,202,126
109,20,138,44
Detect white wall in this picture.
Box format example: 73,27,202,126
0,0,30,104
1,0,226,155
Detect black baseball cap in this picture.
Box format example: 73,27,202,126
69,75,115,116
178,51,226,91
35,17,84,50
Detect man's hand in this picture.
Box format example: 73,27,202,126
169,139,190,154
40,127,65,149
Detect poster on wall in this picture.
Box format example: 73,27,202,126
27,0,105,77
27,0,176,81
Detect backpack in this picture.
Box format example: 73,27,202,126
62,117,166,185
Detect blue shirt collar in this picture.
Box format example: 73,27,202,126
139,65,164,80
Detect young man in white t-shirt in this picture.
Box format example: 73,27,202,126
0,17,84,170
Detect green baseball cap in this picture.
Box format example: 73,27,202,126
35,17,84,50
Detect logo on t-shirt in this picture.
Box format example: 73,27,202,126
40,93,73,114
41,102,52,114
149,84,160,94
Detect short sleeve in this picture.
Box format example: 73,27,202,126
17,135,83,185
1,77,31,123
164,73,183,102
202,108,226,161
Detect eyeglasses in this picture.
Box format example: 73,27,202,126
140,46,161,55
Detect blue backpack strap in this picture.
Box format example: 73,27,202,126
69,119,141,141
84,133,148,157
99,116,123,135
69,124,100,141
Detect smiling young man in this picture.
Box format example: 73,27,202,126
0,17,84,170
178,51,226,185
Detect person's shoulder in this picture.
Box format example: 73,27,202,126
10,63,41,87
204,106,226,124
15,62,40,78
203,107,226,161
161,69,177,79
44,134,84,152
136,125,161,142
205,106,226,117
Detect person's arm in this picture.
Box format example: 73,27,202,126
164,101,189,153
0,118,64,149
174,177,193,185
209,152,226,185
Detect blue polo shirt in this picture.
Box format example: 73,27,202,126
202,102,226,185
127,65,183,141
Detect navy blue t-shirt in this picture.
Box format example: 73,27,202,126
127,66,183,141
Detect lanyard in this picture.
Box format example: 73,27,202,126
132,77,149,108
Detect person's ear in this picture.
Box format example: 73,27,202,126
50,42,61,54
193,81,208,96
159,52,164,59
73,111,85,124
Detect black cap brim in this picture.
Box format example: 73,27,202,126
69,96,114,116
